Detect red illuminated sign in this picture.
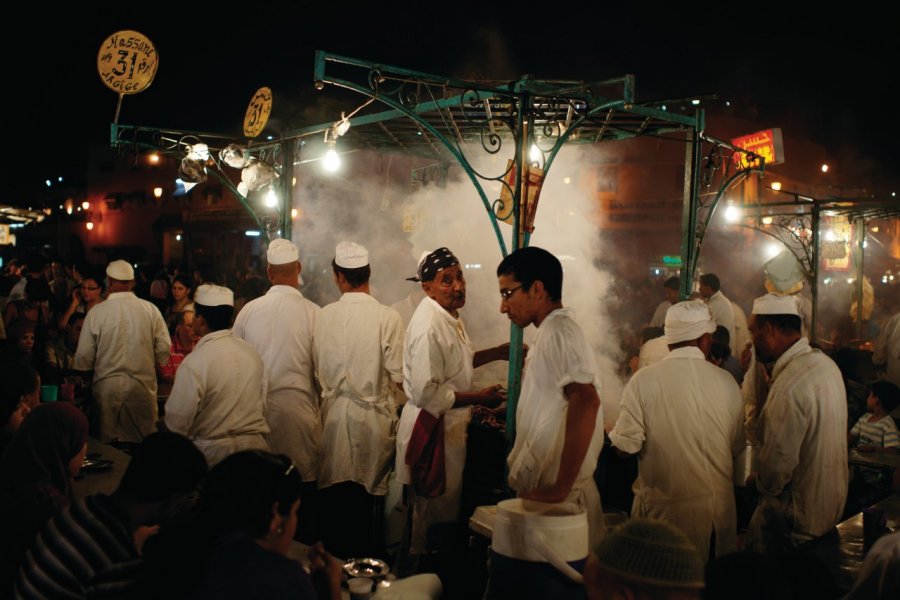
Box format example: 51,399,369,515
731,128,784,168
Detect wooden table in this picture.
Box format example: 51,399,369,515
72,438,131,499
848,448,900,472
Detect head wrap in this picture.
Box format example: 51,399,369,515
593,518,704,589
664,301,716,344
413,247,459,283
266,238,299,265
752,293,801,317
335,241,369,269
106,260,134,281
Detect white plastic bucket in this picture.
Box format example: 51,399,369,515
491,499,588,583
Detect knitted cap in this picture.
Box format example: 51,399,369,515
593,519,704,589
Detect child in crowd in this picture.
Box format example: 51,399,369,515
849,381,900,452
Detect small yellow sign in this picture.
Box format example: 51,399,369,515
244,87,273,138
97,30,158,95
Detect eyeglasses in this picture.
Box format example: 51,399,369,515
81,285,99,291
500,285,524,300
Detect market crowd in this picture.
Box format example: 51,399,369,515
1,242,899,600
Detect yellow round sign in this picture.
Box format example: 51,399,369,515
97,30,159,95
244,87,273,138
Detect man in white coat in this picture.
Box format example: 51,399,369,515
314,241,405,559
396,247,508,556
699,273,735,351
497,246,606,546
745,293,848,553
232,238,321,540
163,284,269,466
74,260,170,442
610,300,744,561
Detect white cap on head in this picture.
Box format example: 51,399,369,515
665,300,716,345
764,251,805,293
267,238,299,265
752,293,800,317
335,241,369,269
106,260,134,281
195,284,234,307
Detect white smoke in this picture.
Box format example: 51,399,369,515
290,144,624,426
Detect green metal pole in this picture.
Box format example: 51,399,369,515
679,127,702,299
855,216,865,339
505,91,529,444
281,139,294,241
811,206,820,344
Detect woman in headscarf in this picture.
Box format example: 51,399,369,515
0,403,89,597
0,364,40,455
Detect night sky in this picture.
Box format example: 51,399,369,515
6,3,897,204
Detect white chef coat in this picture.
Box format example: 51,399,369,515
610,346,744,560
731,301,750,357
315,293,404,495
649,300,671,329
390,289,426,329
74,292,170,442
745,338,848,550
706,291,736,349
396,296,474,553
232,285,321,481
507,308,606,546
874,313,900,387
164,329,269,466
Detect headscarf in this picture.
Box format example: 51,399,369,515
0,403,88,504
415,247,459,282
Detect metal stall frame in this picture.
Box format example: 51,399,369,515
111,51,719,443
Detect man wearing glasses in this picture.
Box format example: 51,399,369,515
497,246,605,545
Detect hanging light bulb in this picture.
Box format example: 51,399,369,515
323,143,340,173
86,221,94,231
529,144,542,163
265,188,278,208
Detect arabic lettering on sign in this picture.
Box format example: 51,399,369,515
731,128,784,168
97,31,158,95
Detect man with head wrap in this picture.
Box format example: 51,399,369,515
744,293,847,553
610,301,744,561
395,247,509,555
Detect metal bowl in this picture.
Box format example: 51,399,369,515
343,557,389,579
